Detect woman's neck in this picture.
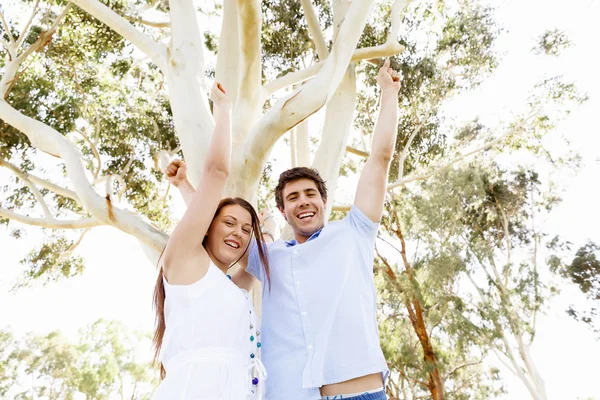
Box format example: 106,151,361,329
205,249,229,274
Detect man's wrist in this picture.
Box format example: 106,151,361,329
174,179,193,190
261,230,275,241
381,87,399,97
262,215,275,225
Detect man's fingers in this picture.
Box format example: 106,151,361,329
166,168,177,177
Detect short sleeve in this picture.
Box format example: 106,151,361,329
246,239,265,283
346,205,379,240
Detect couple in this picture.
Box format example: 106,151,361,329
152,60,402,400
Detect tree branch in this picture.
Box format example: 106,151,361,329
232,0,262,143
164,0,214,185
69,0,167,71
300,0,328,59
388,113,536,190
397,366,430,390
0,100,169,251
0,37,10,52
75,128,101,180
50,228,90,270
347,145,370,158
102,174,127,202
0,207,102,229
398,110,429,179
0,159,80,202
22,174,52,219
262,0,408,97
332,204,351,212
388,0,408,45
296,120,311,167
444,360,482,380
290,128,298,167
263,40,405,97
16,0,41,48
0,9,15,44
490,346,518,376
312,63,356,220
16,4,72,64
244,0,380,190
215,0,240,105
126,16,170,28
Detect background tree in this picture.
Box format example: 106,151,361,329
0,0,588,398
0,319,157,399
550,241,600,339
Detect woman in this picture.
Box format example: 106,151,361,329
151,83,270,400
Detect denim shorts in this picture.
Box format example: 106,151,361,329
322,390,387,400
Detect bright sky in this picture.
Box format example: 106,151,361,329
1,0,600,398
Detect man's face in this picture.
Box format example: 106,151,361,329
279,178,326,243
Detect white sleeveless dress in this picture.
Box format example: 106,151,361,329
152,263,266,400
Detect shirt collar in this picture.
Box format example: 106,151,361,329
285,228,323,247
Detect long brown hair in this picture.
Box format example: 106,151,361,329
152,197,271,379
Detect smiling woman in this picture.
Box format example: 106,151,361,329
203,199,265,271
149,85,271,400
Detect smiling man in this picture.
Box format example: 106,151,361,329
168,60,402,399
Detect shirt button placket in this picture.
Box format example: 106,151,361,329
291,247,316,387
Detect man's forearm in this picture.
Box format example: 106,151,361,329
370,89,399,161
175,180,195,206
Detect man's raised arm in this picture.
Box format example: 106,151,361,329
354,59,402,222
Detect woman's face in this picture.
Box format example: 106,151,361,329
204,204,254,267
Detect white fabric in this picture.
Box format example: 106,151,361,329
152,263,265,400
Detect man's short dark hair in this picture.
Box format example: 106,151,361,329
275,167,328,211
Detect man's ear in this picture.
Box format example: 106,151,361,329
278,206,287,221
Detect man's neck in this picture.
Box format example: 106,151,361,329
293,226,324,244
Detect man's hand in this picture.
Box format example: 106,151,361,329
258,209,279,243
166,159,190,187
376,59,402,94
258,209,273,225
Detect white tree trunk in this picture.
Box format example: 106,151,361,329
0,0,412,254
296,120,311,167
165,0,215,184
312,64,357,219
312,0,356,220
215,0,240,105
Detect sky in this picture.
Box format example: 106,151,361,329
1,0,600,398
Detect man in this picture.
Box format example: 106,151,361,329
167,60,402,400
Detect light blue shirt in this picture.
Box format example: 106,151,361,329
248,206,388,400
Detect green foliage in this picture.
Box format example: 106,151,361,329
352,0,501,183
0,320,157,399
552,241,600,338
533,29,572,56
2,0,175,283
261,0,331,81
18,233,85,287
